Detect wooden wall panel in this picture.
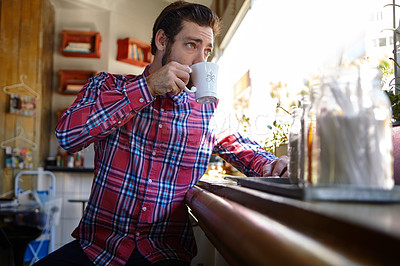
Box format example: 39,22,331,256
0,0,54,197
38,0,55,165
0,0,22,197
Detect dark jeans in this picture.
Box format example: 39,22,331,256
33,240,190,266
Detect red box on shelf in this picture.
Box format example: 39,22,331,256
60,30,101,58
117,37,153,67
58,70,97,95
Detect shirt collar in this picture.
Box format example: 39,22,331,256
143,64,151,77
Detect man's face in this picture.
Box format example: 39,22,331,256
162,20,214,67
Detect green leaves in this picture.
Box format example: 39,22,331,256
385,89,400,124
263,119,290,154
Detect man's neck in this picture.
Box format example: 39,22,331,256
148,53,163,75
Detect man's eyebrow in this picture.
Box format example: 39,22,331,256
185,36,213,49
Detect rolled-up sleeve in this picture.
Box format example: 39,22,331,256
213,131,278,176
55,72,154,152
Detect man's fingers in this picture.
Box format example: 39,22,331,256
146,62,191,96
262,163,274,176
281,168,289,178
263,156,289,177
175,66,191,86
171,79,186,95
272,155,289,176
272,156,289,176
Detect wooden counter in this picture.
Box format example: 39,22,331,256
186,180,400,266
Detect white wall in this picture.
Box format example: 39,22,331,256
107,0,166,74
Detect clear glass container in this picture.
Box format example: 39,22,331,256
288,109,301,184
298,95,310,187
312,66,394,189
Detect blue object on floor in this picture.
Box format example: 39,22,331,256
24,239,49,262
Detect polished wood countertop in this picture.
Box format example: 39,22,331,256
186,178,400,266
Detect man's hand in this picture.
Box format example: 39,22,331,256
146,61,191,96
262,155,289,177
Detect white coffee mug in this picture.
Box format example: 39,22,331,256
184,62,218,104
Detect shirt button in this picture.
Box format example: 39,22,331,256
139,98,144,103
117,121,122,124
148,179,152,183
152,151,156,156
142,207,147,211
160,108,165,112
136,232,140,237
158,124,163,128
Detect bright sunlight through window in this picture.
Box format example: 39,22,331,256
214,0,390,146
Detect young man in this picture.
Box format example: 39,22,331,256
36,1,288,265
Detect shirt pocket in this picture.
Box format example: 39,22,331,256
180,126,207,169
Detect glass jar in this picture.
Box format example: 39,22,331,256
312,66,393,189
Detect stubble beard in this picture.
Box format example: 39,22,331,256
161,41,172,67
161,42,193,88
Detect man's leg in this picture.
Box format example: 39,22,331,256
126,248,153,265
33,240,93,266
126,249,190,266
153,260,190,266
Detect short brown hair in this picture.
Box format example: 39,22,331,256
151,1,221,55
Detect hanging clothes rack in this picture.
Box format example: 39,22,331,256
3,75,39,99
0,126,38,150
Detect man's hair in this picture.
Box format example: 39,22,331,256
151,1,221,55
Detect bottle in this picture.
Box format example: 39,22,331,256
298,95,311,187
74,151,84,167
304,87,321,186
67,152,74,168
56,146,62,167
288,108,301,184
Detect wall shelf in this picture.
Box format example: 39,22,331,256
117,37,153,67
60,30,101,58
58,69,96,95
45,165,94,172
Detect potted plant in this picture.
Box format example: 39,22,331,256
236,110,290,156
380,58,400,126
262,103,292,156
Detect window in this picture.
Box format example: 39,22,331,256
379,37,387,47
375,11,383,21
389,36,394,45
215,0,383,143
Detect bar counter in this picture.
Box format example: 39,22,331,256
186,179,400,266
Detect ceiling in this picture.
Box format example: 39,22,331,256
50,0,213,10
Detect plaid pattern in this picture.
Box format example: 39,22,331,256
55,66,276,265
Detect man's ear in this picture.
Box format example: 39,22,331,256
155,29,168,52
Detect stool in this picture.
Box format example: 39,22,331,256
68,199,88,217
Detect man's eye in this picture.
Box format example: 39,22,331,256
187,43,195,49
205,49,212,57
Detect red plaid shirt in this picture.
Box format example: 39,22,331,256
55,66,276,265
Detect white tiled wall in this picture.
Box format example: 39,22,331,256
53,172,93,250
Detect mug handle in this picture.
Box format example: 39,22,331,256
184,86,197,93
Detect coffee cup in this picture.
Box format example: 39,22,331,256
184,62,218,104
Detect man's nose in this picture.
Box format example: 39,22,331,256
192,51,207,65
